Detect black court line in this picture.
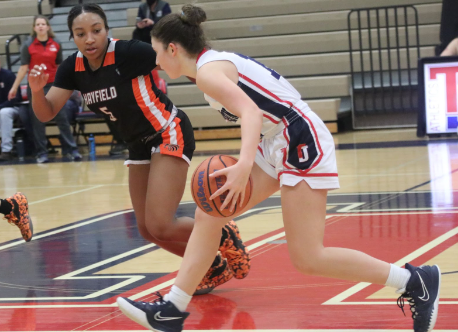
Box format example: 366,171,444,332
405,167,458,192
2,137,458,166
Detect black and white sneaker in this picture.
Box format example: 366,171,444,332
117,293,189,332
397,263,441,332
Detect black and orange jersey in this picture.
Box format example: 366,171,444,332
53,39,177,143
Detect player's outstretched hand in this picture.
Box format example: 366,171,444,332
28,64,49,93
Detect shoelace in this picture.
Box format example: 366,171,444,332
152,291,166,304
135,292,166,308
397,292,418,319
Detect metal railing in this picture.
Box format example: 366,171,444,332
5,0,57,71
348,5,421,129
5,34,24,71
38,0,54,19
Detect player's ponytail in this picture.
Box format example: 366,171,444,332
180,4,207,27
152,4,209,56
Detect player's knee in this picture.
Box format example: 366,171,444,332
145,220,175,242
194,207,208,221
137,225,155,242
290,251,322,275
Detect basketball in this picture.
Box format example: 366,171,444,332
191,155,253,218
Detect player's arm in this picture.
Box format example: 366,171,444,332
29,64,73,122
441,38,458,56
197,61,263,210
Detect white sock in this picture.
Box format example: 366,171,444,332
163,285,192,312
385,264,411,291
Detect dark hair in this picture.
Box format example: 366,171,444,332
146,0,158,7
151,4,209,56
67,3,109,39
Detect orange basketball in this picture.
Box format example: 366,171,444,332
191,155,253,218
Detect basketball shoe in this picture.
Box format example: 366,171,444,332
397,263,441,332
117,293,189,332
3,192,33,242
219,220,250,279
194,252,234,295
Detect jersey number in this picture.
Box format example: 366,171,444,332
99,107,117,121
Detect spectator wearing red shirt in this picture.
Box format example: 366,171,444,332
8,15,81,163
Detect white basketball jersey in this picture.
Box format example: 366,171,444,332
196,50,312,137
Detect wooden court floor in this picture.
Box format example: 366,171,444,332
0,128,457,331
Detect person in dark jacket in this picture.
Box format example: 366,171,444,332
0,58,22,161
132,0,171,44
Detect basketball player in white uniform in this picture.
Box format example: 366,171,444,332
117,5,441,332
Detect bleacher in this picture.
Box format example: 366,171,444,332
1,0,443,143
111,0,442,135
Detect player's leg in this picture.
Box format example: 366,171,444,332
144,153,194,243
281,180,440,332
117,163,280,331
129,162,187,256
282,181,391,282
174,163,279,294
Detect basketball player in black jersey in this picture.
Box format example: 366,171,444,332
26,3,250,295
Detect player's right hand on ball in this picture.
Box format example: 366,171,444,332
28,64,49,92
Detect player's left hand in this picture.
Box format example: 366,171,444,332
209,162,251,212
28,64,49,93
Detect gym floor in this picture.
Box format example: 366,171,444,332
0,128,457,331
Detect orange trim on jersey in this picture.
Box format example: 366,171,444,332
103,51,115,67
160,117,185,157
143,74,171,123
132,77,163,131
75,57,85,72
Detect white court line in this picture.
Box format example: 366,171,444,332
0,209,133,251
126,214,334,302
0,243,158,301
0,211,299,309
323,224,458,305
3,209,458,308
28,185,105,205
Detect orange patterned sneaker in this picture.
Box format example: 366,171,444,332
194,253,234,295
219,220,251,279
4,193,33,242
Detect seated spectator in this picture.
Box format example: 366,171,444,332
0,58,22,162
132,0,171,44
65,90,82,124
441,37,458,56
8,15,82,163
